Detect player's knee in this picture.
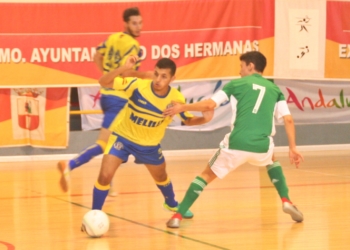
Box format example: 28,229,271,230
153,171,168,182
98,171,112,185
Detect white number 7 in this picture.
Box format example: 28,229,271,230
252,84,265,114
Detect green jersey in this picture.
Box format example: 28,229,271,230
220,74,286,153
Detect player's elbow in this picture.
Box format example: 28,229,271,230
204,100,217,111
98,76,108,87
283,115,294,125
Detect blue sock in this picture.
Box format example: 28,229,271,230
69,140,106,170
156,177,178,208
92,181,110,210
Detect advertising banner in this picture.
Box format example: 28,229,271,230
0,0,274,87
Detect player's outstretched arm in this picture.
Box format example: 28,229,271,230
182,110,214,126
163,99,216,117
122,70,153,79
283,115,304,168
98,55,138,88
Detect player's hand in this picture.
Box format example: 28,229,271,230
201,109,214,122
289,148,304,168
125,55,138,69
163,101,184,117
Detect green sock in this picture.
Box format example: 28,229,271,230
178,176,207,216
266,161,290,200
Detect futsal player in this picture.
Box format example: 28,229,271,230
57,7,151,196
91,55,213,218
163,51,305,228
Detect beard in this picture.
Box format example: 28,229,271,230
126,27,140,38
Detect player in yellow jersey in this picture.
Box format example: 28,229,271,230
57,7,151,196
89,55,213,218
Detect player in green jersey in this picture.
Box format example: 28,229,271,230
163,51,304,228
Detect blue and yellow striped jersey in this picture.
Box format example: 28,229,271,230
97,32,141,99
97,32,141,73
111,77,194,146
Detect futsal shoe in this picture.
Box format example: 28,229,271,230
166,213,182,228
163,203,194,219
57,160,70,192
108,188,118,197
283,202,304,222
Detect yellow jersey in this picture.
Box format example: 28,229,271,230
97,32,141,73
112,77,194,146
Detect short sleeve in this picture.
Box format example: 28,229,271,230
210,90,229,108
274,100,291,122
96,41,107,55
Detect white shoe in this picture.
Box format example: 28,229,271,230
108,188,118,197
283,202,304,222
166,214,182,228
57,161,70,192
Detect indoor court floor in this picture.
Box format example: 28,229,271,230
0,150,349,250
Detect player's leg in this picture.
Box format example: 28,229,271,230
145,162,178,207
167,148,242,228
266,154,303,222
166,166,217,228
174,163,217,217
92,153,123,209
57,128,109,192
101,95,128,197
266,154,290,201
70,127,110,171
145,161,194,219
131,143,191,218
92,133,129,210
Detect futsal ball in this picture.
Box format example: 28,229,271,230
82,210,110,238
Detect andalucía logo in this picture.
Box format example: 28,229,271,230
286,88,350,111
14,88,42,131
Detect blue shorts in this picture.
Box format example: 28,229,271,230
100,94,127,129
105,133,165,165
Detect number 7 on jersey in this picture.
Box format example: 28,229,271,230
252,84,266,114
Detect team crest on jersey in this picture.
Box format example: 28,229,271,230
166,103,174,109
113,142,124,150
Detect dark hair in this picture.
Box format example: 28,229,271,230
123,7,141,22
239,51,267,73
155,58,177,76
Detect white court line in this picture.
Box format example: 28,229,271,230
0,26,261,36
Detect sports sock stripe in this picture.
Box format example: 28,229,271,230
267,161,281,171
209,149,221,167
193,179,206,189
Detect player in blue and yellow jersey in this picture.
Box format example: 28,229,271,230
94,7,143,74
57,7,151,195
89,56,213,218
164,51,304,228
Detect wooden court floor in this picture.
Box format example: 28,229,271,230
0,150,349,250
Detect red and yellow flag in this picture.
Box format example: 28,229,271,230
0,88,69,148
